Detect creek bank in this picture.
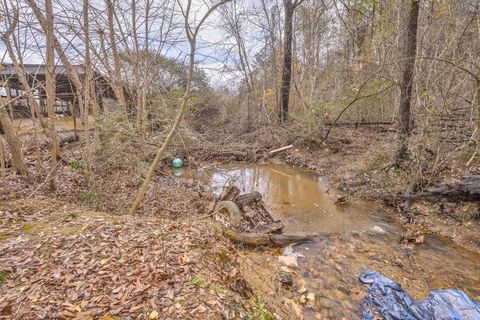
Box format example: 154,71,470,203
179,125,480,254
182,162,480,319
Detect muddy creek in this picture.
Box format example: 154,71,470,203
180,163,480,319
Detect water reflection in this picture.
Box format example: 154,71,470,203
187,163,393,234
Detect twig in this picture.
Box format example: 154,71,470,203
270,145,293,154
26,160,63,199
321,81,394,143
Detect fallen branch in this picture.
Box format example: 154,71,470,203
324,121,394,126
402,175,480,203
223,229,314,246
321,80,394,143
270,145,293,154
252,221,285,234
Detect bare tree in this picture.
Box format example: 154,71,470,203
45,0,58,191
26,0,84,107
395,0,420,166
0,7,45,176
221,1,255,129
128,0,233,215
279,0,304,122
106,0,127,112
0,135,7,190
83,0,93,180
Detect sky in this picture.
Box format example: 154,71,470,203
0,0,253,87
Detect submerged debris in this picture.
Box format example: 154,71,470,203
213,185,313,246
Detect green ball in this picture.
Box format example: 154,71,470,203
172,157,184,168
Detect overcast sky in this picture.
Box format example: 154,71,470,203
0,0,259,86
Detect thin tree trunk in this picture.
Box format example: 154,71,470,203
467,80,480,166
30,94,41,177
0,108,27,175
0,136,7,192
107,0,126,112
46,0,58,191
395,0,420,166
476,81,480,153
83,0,92,181
132,0,145,132
4,80,14,119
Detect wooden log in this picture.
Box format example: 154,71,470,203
59,132,79,146
223,229,314,246
40,132,79,148
219,183,240,202
235,191,262,207
252,221,285,234
404,175,480,203
324,121,394,126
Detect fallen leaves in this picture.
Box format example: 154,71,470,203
0,197,249,319
149,310,159,319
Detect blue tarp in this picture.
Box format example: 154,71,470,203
359,271,480,320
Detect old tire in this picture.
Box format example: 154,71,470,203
214,200,243,226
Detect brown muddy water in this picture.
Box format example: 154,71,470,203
178,163,480,319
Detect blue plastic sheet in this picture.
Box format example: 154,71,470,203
359,271,480,320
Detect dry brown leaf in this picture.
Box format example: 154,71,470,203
128,305,143,313
148,310,159,319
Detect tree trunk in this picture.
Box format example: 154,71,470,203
0,108,27,175
395,0,420,166
0,136,7,191
107,0,127,113
403,175,480,203
223,229,313,246
46,0,58,191
235,191,262,207
280,0,294,122
83,0,92,182
477,81,480,155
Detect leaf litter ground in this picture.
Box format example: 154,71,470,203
0,197,251,319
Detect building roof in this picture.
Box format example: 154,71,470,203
0,63,115,101
0,63,85,77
